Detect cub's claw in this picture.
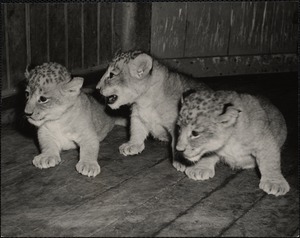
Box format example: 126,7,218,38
259,178,290,196
119,142,145,156
185,166,215,181
33,154,61,169
172,161,187,172
76,161,100,177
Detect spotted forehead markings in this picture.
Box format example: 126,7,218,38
27,62,71,88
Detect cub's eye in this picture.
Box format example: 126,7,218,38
109,72,115,78
191,130,200,137
38,96,49,103
25,91,30,98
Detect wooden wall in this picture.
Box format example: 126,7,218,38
151,2,298,77
1,3,151,98
1,2,298,98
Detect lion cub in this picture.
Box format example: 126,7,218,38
24,62,121,177
176,90,290,196
96,51,211,170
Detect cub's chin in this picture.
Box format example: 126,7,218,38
27,117,46,127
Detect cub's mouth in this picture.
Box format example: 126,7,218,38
106,95,118,104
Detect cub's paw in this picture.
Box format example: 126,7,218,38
172,161,187,172
185,166,215,181
33,154,61,169
76,161,100,177
259,178,290,196
119,142,145,156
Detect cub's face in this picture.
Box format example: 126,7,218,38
24,63,83,127
96,51,153,109
176,91,240,162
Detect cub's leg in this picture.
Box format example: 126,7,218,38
33,127,61,169
171,129,187,172
76,133,101,177
256,140,290,196
185,155,220,180
119,115,149,156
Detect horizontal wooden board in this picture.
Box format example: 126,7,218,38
151,2,187,58
161,54,297,78
185,2,231,57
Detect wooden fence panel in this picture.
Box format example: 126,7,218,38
84,3,97,68
30,4,48,64
49,3,66,65
99,3,113,63
67,4,82,70
270,2,297,53
229,2,274,55
2,5,8,92
184,2,231,57
6,4,27,89
151,2,187,58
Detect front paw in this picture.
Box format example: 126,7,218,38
33,154,61,169
259,177,290,196
119,142,145,156
185,166,215,181
76,160,101,177
172,161,187,172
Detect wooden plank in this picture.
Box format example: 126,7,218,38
156,170,268,236
30,4,48,64
135,2,151,52
161,54,297,78
99,3,113,63
83,3,97,68
229,2,274,55
184,2,231,57
93,164,237,236
270,2,297,53
1,126,170,236
19,160,184,237
48,3,66,65
1,4,8,91
6,4,27,89
221,174,299,237
67,3,82,70
151,2,187,58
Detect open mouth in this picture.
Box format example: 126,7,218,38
107,95,118,104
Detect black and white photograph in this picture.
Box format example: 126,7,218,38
1,1,298,237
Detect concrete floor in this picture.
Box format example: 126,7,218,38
1,72,298,237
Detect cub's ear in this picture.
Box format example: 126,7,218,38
181,89,197,104
63,77,84,95
217,103,241,127
128,53,153,79
24,63,37,79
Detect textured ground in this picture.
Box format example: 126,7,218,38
1,72,298,237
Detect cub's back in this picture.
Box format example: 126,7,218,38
240,94,287,148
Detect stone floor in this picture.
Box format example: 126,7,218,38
1,72,298,237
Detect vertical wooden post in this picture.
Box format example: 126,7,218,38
121,3,137,51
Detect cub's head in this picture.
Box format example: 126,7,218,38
24,62,84,127
176,90,241,162
96,50,153,109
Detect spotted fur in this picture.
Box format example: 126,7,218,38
24,62,122,177
96,51,211,175
177,90,290,196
